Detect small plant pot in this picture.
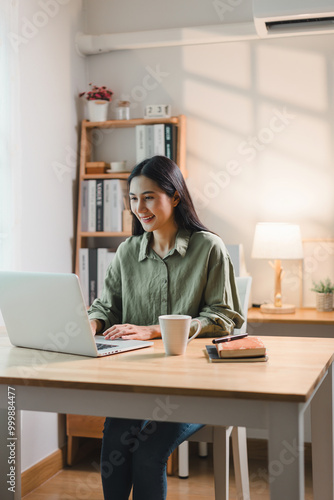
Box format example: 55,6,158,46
315,292,333,312
87,99,109,122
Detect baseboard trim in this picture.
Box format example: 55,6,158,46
22,445,66,497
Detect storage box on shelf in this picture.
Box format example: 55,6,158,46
69,115,187,467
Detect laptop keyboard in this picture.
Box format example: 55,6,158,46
96,343,117,351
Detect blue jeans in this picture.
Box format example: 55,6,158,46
100,417,203,500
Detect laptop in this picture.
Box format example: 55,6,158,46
0,271,153,357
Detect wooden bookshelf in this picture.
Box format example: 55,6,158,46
75,114,187,276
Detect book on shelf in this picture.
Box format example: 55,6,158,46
88,248,97,306
135,123,176,162
110,179,128,232
81,180,96,232
88,180,96,232
153,124,165,155
79,248,116,305
82,179,128,233
164,123,173,159
146,125,154,157
204,336,267,363
78,248,89,306
96,180,104,232
135,125,146,163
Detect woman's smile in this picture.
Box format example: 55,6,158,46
140,214,155,223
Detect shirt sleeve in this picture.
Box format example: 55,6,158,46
191,244,245,338
87,250,123,331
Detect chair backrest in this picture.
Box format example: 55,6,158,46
234,276,252,334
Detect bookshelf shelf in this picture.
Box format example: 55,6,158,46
83,173,130,180
81,231,131,238
84,116,180,129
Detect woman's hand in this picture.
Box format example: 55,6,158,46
103,324,161,341
90,319,105,336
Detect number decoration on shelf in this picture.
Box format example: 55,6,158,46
144,104,171,119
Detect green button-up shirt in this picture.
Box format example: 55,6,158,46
88,229,244,337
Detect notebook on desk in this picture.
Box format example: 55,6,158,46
0,271,153,357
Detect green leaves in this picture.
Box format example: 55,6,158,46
311,278,334,294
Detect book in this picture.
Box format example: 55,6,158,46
216,336,266,359
205,345,268,363
79,248,89,306
111,180,128,232
172,124,178,161
87,180,96,232
88,248,98,305
146,125,154,157
153,124,165,155
81,181,88,231
96,180,104,232
103,179,113,232
97,248,108,298
135,125,147,163
164,124,173,159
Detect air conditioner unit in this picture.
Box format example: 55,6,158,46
253,0,334,37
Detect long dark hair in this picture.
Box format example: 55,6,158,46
127,156,210,236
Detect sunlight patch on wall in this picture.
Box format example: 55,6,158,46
182,42,251,90
183,78,253,135
256,151,332,222
256,103,330,166
186,115,250,166
256,45,327,112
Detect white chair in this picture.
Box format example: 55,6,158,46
178,276,252,500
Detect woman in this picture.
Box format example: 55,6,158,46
88,155,244,500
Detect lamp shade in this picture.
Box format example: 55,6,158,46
251,223,303,260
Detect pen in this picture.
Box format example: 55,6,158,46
212,333,248,344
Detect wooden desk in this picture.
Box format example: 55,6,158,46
0,334,333,500
248,307,334,325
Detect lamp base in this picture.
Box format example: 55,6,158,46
260,304,296,314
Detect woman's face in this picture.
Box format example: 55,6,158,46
129,175,179,233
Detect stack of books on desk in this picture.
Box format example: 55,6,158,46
205,336,268,363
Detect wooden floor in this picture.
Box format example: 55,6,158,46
23,443,313,499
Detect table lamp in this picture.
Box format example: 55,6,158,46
251,222,303,313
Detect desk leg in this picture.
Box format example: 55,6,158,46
0,408,21,500
311,364,334,500
268,402,304,500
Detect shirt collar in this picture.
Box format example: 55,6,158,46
138,228,191,261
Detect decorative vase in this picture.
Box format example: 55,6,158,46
315,292,333,312
87,99,109,122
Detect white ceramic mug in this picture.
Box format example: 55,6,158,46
159,315,202,355
109,161,127,172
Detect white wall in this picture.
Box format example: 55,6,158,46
83,0,334,310
15,0,86,471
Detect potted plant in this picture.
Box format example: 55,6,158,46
79,84,113,122
311,278,334,311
